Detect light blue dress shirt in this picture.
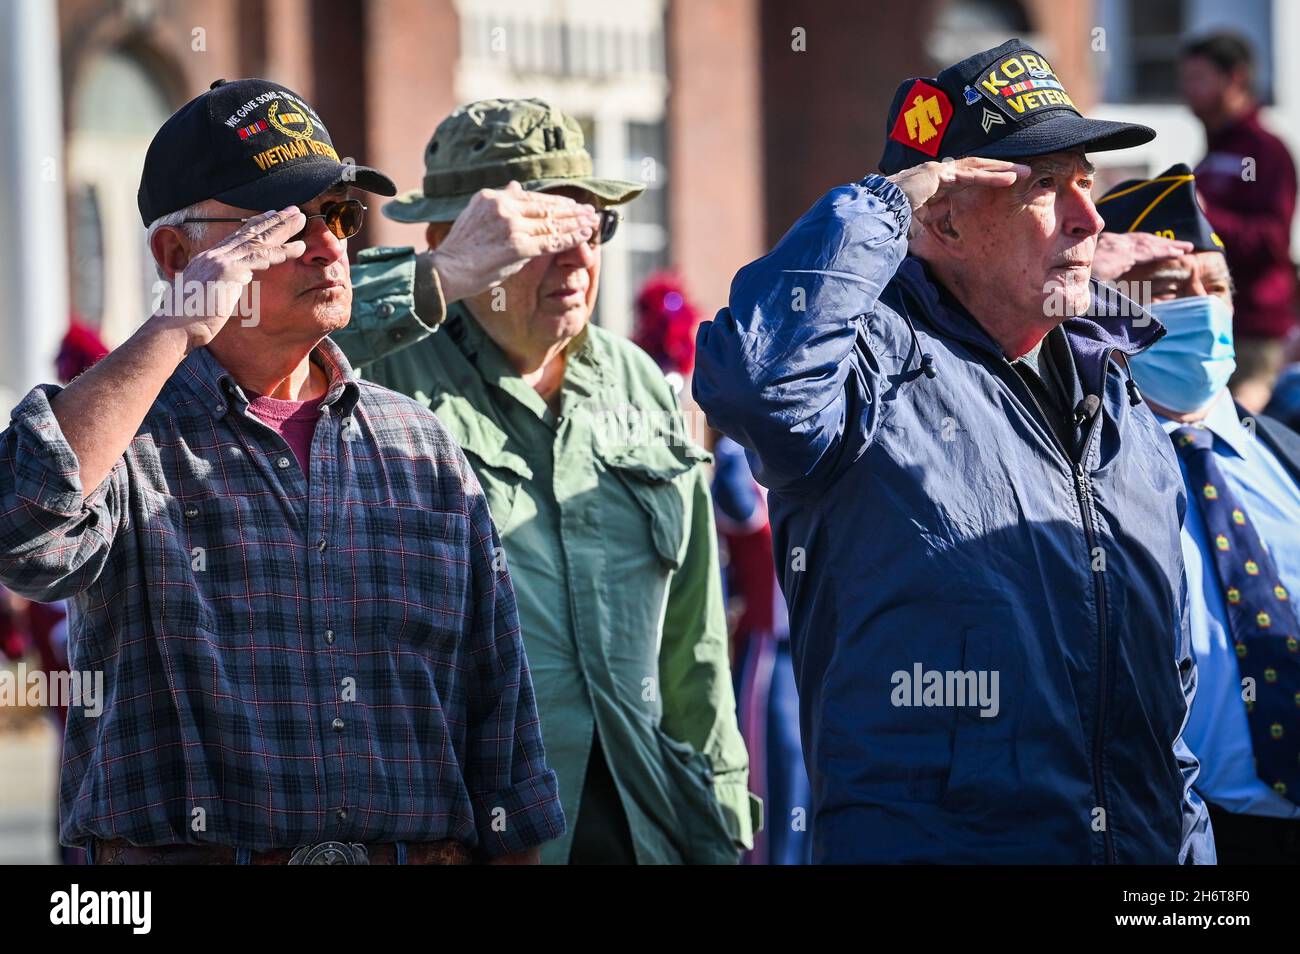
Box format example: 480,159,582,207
1158,391,1300,818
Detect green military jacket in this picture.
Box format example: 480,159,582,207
334,247,759,863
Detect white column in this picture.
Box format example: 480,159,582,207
0,0,69,410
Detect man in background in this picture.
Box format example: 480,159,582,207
1181,31,1298,412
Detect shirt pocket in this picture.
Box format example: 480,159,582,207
342,503,472,649
593,442,701,572
460,447,531,538
430,394,532,537
941,623,1026,810
136,486,271,636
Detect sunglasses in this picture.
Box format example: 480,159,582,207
181,198,367,243
591,208,621,246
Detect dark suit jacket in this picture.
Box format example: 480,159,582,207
1240,403,1300,485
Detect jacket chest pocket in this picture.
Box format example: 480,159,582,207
430,394,533,538
462,449,531,537
341,504,471,648
594,442,702,572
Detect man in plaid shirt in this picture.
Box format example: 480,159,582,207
0,79,583,864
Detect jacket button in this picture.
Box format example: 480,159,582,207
378,302,395,317
276,456,291,469
324,629,335,645
332,718,345,732
703,769,716,784
318,538,328,552
184,507,199,519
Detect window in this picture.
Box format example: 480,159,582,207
1098,0,1275,104
67,48,174,345
456,0,669,338
624,120,669,308
1127,0,1185,102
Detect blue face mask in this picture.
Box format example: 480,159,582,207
1128,295,1236,414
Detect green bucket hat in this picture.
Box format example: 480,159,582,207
384,97,646,224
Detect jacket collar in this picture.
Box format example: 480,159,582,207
895,255,1167,397
443,303,608,422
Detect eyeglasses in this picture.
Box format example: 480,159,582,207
591,208,621,247
181,199,367,243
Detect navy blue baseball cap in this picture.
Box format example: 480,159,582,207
138,78,396,225
879,39,1155,174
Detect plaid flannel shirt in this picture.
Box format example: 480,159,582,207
0,337,564,856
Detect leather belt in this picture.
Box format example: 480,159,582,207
91,837,472,865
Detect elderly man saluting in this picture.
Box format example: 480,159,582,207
1095,167,1300,864
333,99,754,864
0,79,564,864
693,40,1216,863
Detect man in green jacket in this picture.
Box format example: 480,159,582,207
333,98,758,864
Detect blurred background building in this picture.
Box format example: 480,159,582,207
1,0,1299,861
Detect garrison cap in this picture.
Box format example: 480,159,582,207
1097,163,1225,252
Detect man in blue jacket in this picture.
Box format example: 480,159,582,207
693,39,1216,863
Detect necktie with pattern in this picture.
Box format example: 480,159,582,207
1173,424,1300,805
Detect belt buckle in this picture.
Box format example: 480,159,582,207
288,841,369,865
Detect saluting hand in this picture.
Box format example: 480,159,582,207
1090,231,1194,283
155,206,308,353
887,157,1031,237
428,181,602,303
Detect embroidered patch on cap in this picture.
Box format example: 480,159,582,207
237,119,268,140
976,50,1078,121
888,79,953,158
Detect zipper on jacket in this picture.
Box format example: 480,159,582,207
998,355,1116,863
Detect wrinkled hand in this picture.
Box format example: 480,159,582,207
428,181,601,303
153,207,307,353
887,157,1030,236
1091,231,1194,282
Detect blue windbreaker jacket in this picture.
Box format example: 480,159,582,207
693,174,1215,864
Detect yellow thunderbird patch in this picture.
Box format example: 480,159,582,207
888,79,953,157
905,94,945,145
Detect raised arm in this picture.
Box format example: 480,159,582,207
0,208,306,602
692,158,1027,493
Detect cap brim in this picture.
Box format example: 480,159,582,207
215,159,396,213
975,113,1156,160
383,176,646,224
